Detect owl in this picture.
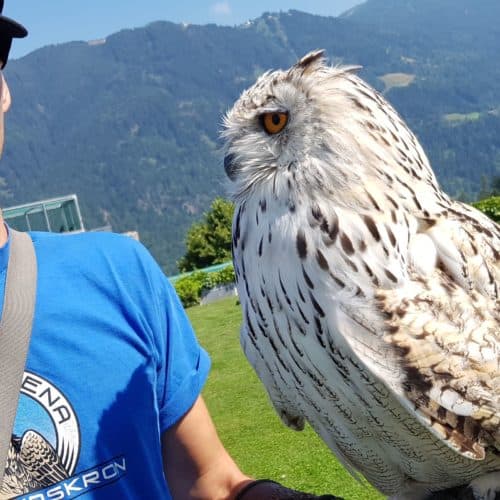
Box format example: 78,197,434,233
1,431,68,498
222,50,499,499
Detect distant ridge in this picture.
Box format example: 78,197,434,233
339,0,500,39
339,1,368,19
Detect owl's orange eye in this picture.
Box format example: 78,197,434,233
260,111,289,135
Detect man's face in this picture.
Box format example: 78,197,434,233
0,71,11,157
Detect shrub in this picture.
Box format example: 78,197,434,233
203,265,236,289
174,264,235,308
174,271,206,308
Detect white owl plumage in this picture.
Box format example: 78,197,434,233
222,51,499,499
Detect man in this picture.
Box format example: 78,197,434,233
0,4,338,499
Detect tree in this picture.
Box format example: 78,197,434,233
492,176,500,196
177,197,234,272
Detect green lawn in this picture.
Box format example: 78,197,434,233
378,72,415,93
443,111,482,124
187,297,383,500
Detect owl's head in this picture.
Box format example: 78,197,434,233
222,50,437,206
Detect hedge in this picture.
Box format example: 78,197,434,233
174,265,236,308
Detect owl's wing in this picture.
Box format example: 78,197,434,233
424,200,499,300
340,209,499,461
19,430,69,487
1,437,34,496
374,271,499,459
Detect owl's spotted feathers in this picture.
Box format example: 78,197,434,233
223,50,499,499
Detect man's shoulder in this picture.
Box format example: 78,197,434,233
30,230,141,253
30,231,156,272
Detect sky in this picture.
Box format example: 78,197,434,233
5,0,363,60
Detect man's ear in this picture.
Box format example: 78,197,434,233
1,74,11,113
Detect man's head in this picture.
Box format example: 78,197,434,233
0,0,27,156
0,0,27,68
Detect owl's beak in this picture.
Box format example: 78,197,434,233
224,153,238,181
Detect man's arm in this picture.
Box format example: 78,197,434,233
162,395,252,499
154,270,337,498
162,396,342,500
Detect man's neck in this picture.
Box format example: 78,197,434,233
0,217,7,247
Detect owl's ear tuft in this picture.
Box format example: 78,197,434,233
294,49,326,75
341,65,363,75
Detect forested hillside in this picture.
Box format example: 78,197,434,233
1,0,499,272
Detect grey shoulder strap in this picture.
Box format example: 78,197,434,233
0,229,37,485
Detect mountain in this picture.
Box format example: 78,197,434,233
342,0,500,42
2,1,499,273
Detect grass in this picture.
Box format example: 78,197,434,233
187,297,384,500
378,73,416,93
443,111,482,124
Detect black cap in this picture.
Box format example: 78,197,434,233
0,0,28,68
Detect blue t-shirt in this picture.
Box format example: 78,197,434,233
0,229,211,499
